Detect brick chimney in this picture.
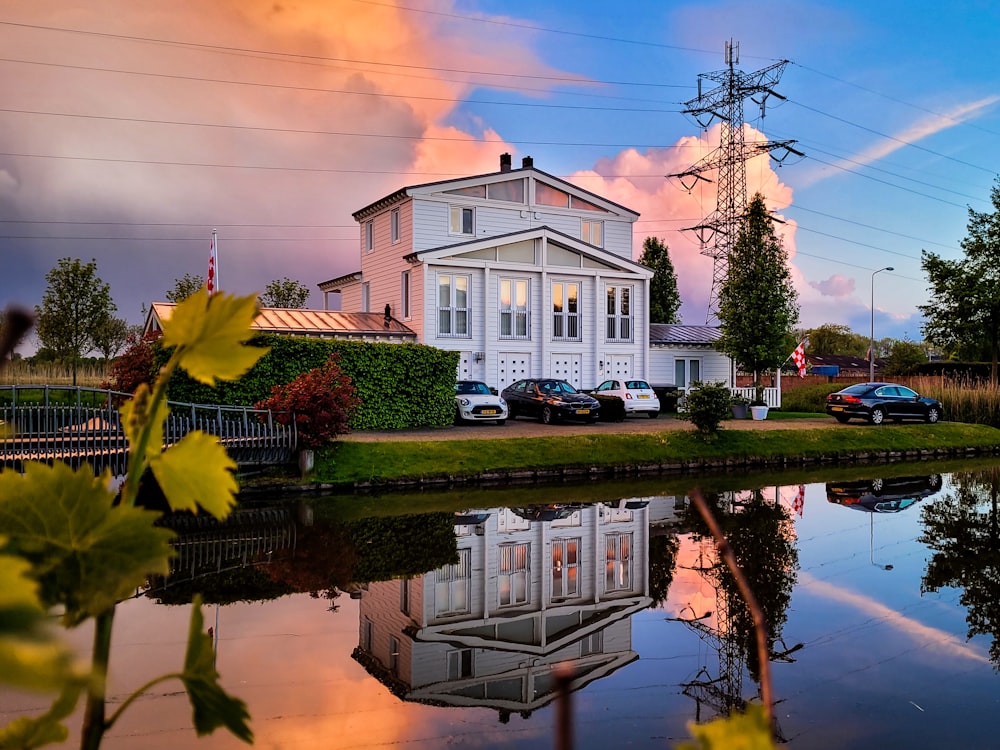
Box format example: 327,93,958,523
499,153,512,172
521,155,534,169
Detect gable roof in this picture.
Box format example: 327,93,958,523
404,225,652,277
144,303,417,340
352,158,639,222
650,324,722,346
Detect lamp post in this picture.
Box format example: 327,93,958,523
870,267,894,382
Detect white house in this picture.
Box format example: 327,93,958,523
321,154,654,391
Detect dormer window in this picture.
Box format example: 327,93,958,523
582,220,603,247
450,206,474,235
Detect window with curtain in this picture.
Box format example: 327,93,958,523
499,542,530,607
551,538,580,599
435,548,471,615
552,281,581,340
499,278,529,339
604,532,632,592
438,273,470,337
606,285,632,342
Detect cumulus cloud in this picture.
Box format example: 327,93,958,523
810,274,856,297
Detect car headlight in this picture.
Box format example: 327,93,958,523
499,397,506,407
459,397,471,406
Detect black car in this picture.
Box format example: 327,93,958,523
501,378,600,424
826,474,943,513
825,382,943,425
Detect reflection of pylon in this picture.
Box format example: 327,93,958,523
667,40,802,323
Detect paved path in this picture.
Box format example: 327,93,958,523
339,413,838,442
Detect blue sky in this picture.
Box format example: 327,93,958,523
2,0,998,353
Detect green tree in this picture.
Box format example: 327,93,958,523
166,273,204,303
34,258,116,386
883,339,927,376
801,323,868,356
716,194,800,401
638,237,681,323
259,278,311,309
92,317,132,362
921,178,1000,384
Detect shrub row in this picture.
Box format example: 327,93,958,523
158,334,460,431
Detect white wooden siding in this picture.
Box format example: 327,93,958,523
648,347,732,388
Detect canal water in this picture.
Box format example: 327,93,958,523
4,460,1000,749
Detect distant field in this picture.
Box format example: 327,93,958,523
0,361,109,387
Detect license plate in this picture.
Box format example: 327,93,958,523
575,409,591,415
830,406,843,412
481,409,496,415
638,394,650,399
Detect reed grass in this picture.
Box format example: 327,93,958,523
0,361,109,387
911,376,1000,428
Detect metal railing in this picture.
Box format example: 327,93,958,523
0,385,297,473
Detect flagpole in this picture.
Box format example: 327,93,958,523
212,228,219,294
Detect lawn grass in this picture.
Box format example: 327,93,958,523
313,421,1000,486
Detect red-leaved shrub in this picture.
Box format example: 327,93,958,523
101,330,161,393
254,353,359,447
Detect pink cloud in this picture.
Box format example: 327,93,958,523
810,274,856,297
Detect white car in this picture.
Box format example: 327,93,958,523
593,379,660,418
454,380,508,425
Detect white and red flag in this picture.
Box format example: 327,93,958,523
791,340,807,378
207,232,218,295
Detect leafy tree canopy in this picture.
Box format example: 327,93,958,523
883,339,927,376
166,273,205,304
638,237,681,324
92,317,132,362
259,278,311,309
920,177,1000,384
800,324,868,357
34,257,116,385
716,194,800,392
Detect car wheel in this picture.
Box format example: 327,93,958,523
870,407,885,425
454,408,462,426
926,406,940,424
495,418,507,426
508,405,517,420
647,411,658,419
834,415,850,423
541,406,555,424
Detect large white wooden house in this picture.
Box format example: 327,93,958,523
320,154,654,391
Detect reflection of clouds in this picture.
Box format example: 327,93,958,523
663,533,720,631
801,572,990,666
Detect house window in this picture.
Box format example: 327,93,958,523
582,220,603,247
488,179,524,203
450,206,474,235
361,282,370,313
447,649,474,680
364,220,373,253
435,548,471,615
551,538,580,600
362,618,373,651
498,542,529,607
499,278,529,339
675,358,701,391
438,274,470,337
390,208,400,243
606,285,632,342
401,270,411,319
389,636,400,676
605,532,632,592
552,282,580,340
400,578,410,615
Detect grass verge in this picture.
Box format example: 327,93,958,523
312,422,1000,486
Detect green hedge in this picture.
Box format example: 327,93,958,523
158,334,460,430
780,383,845,413
593,393,626,422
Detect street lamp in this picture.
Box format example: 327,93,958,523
870,514,893,571
870,267,894,382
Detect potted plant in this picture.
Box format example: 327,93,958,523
730,394,749,420
749,396,769,420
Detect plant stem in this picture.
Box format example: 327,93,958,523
106,673,183,730
80,606,116,750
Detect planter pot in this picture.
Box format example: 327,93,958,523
750,405,769,421
731,403,748,420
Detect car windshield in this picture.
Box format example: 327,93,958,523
456,382,491,395
625,380,651,390
539,380,577,394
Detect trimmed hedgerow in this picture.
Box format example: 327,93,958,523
157,334,459,430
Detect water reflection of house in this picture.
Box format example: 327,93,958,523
352,502,652,716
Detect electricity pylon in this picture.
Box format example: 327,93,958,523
668,41,802,323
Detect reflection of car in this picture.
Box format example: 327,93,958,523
454,380,507,424
592,379,660,418
825,382,943,425
510,504,584,522
501,378,600,424
826,474,943,512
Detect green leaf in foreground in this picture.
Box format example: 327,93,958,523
149,432,238,519
0,462,175,625
162,290,267,385
181,597,252,743
677,703,775,750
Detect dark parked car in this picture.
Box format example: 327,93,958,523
501,378,600,424
826,474,943,513
825,382,943,424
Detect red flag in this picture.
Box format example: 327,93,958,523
791,340,807,378
207,236,217,295
793,485,805,516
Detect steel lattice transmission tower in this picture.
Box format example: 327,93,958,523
668,41,802,323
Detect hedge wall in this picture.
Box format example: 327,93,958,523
159,334,460,430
